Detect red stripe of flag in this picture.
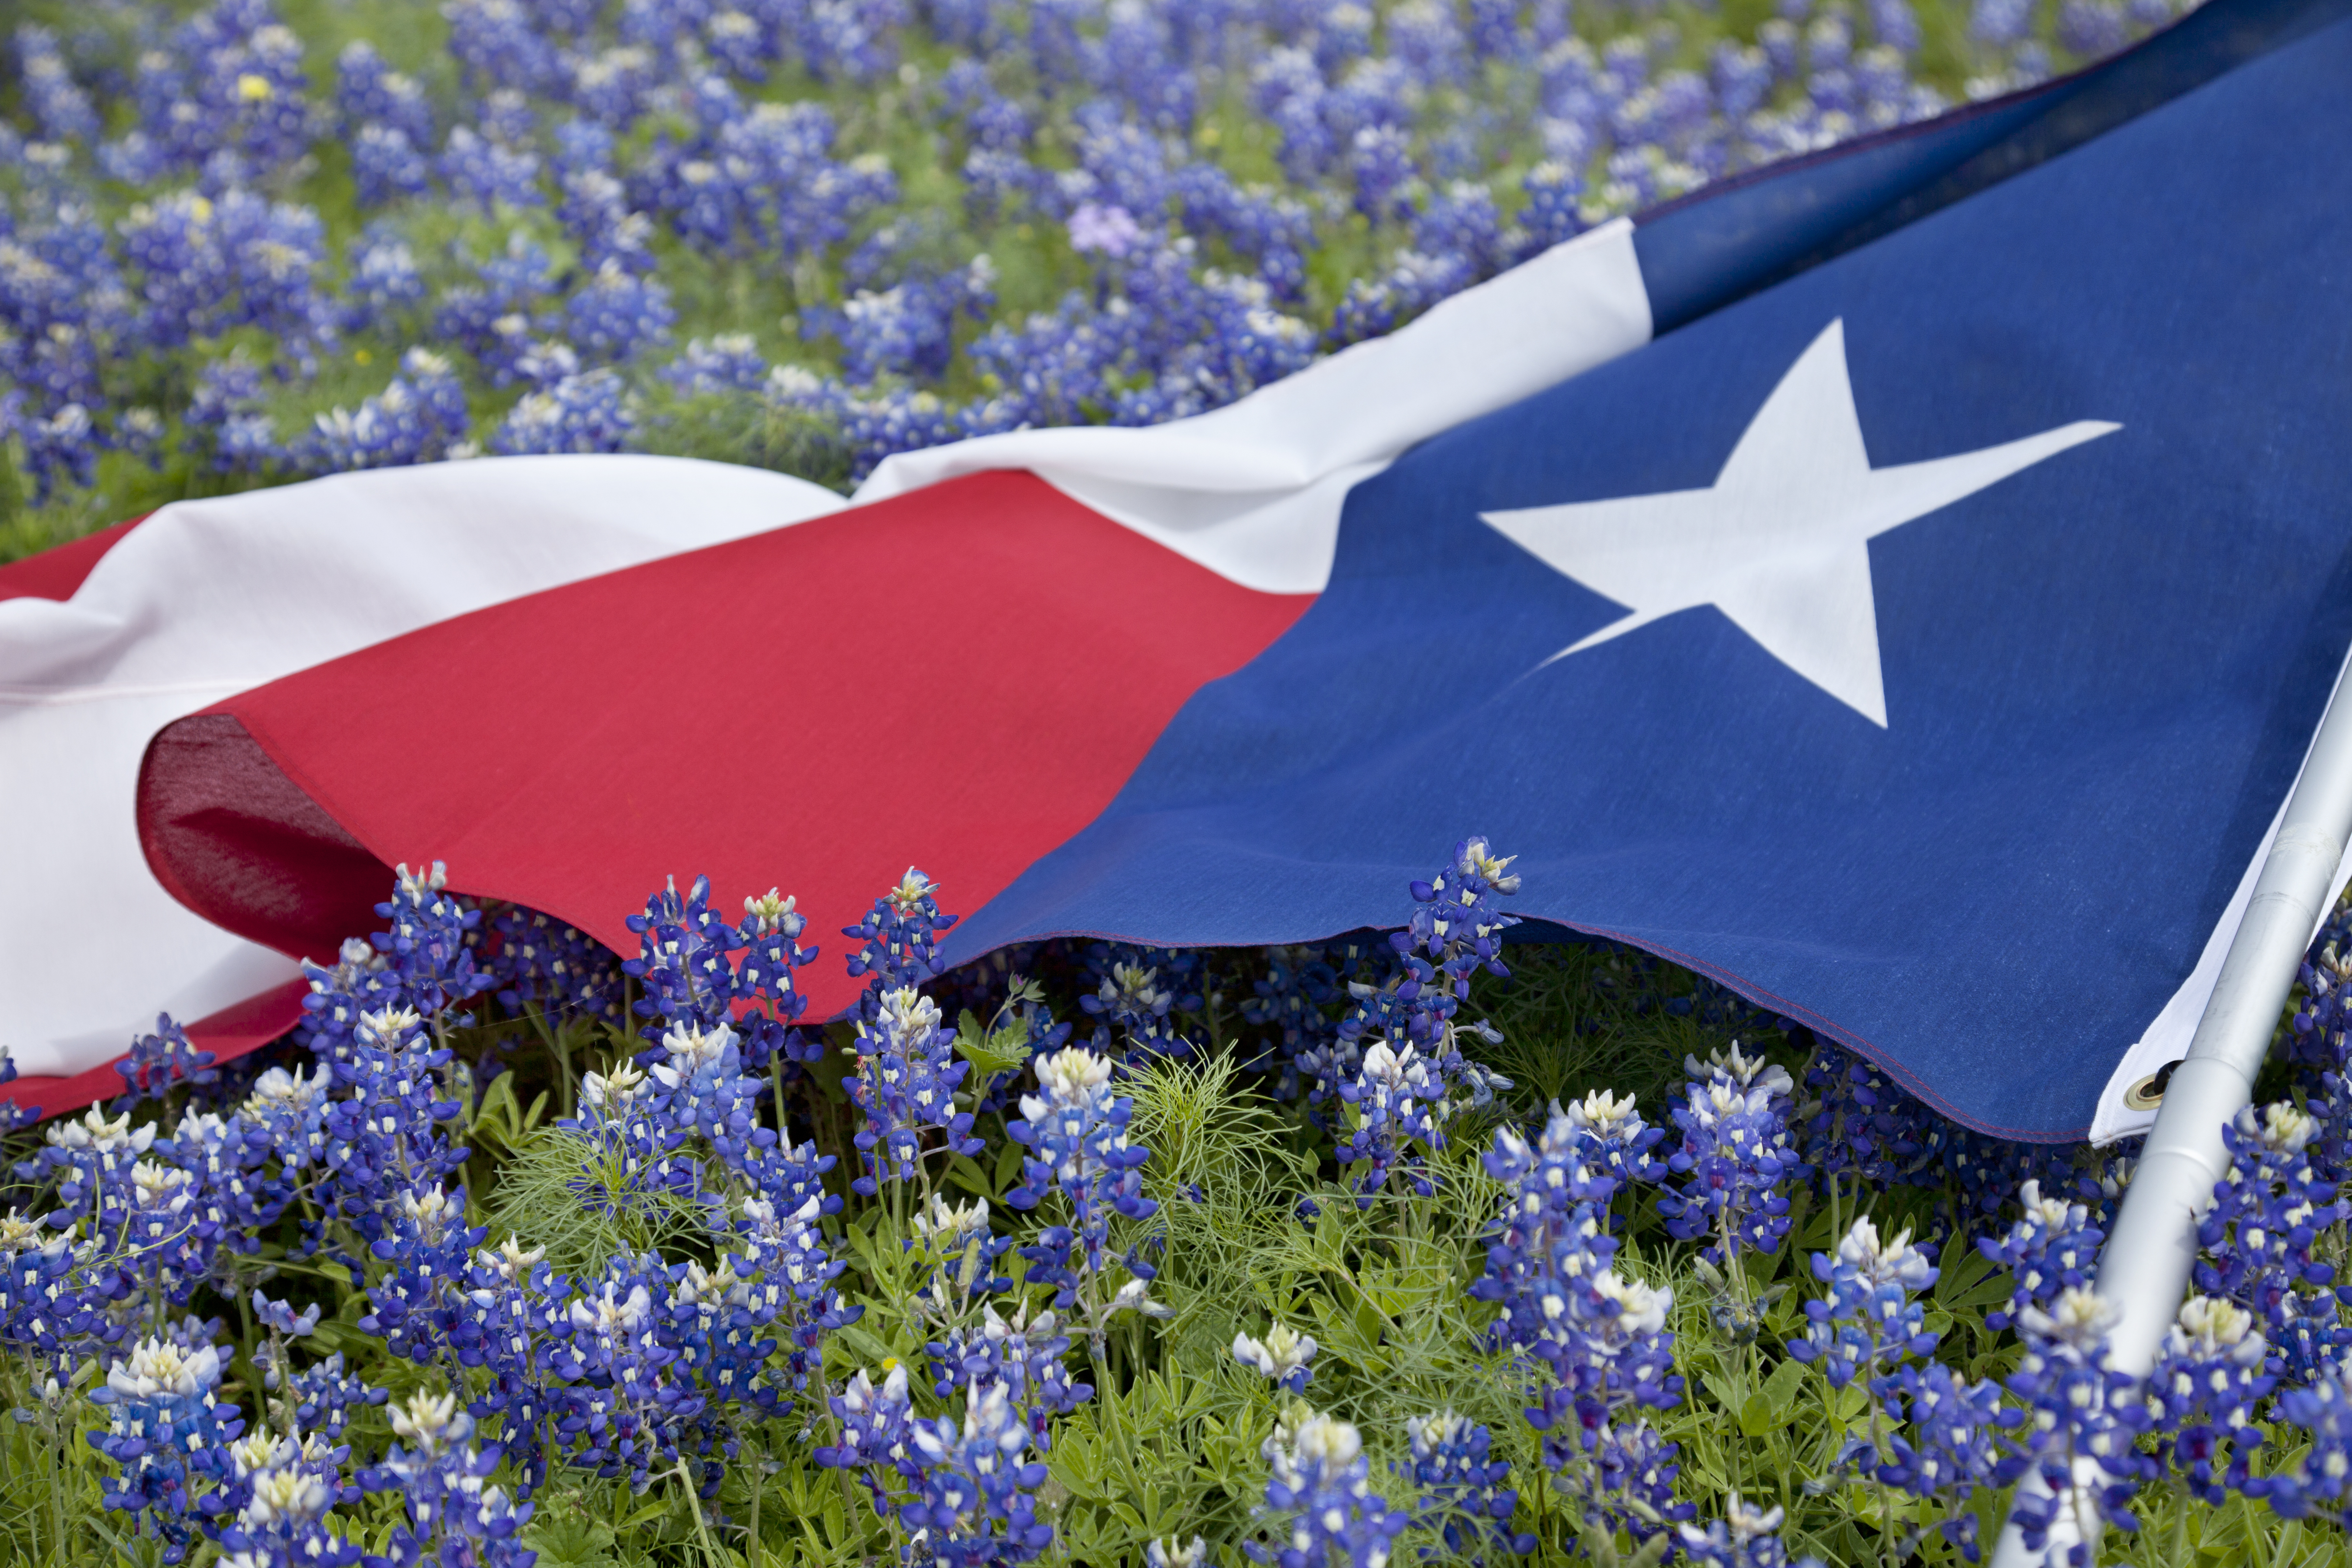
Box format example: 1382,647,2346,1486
137,469,1314,1033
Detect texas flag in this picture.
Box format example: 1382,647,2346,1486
5,0,2347,1142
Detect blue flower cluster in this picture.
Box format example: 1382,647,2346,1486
0,0,2169,506
1471,1094,1685,1538
18,825,2352,1565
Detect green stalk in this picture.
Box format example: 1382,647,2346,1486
674,1457,722,1567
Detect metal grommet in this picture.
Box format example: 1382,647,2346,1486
2123,1060,2182,1112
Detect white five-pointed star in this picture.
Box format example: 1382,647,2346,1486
1480,319,2119,727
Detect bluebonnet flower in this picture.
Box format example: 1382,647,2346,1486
832,382,964,479
0,395,103,501
359,1389,535,1566
1676,1495,1819,1568
14,28,98,144
1080,953,1199,1068
1335,1037,1445,1199
164,1110,285,1292
667,1252,794,1426
339,228,427,332
2148,1295,2272,1505
442,125,546,211
1562,1088,1671,1201
88,1336,245,1562
0,1207,111,1367
844,867,960,1012
900,1379,1058,1566
1411,181,1509,281
929,1300,1093,1448
32,1100,160,1234
2195,1100,2346,1380
846,986,981,1195
624,872,744,1037
1404,1410,1534,1560
565,258,676,361
1147,1537,1212,1568
294,937,404,1063
663,332,771,393
1472,1101,1615,1356
208,1428,364,1568
1574,1419,1694,1541
359,1180,489,1365
1871,1358,2014,1561
735,887,824,1078
490,367,637,453
335,41,435,146
1929,1121,2083,1232
444,1233,563,1482
1977,1178,2102,1332
1785,1215,2002,1556
1243,944,1341,1100
906,1192,1017,1318
297,351,475,472
1327,249,1473,348
371,861,496,1019
2251,1359,2352,1529
560,166,661,274
647,1019,775,1171
804,275,977,382
352,123,433,207
1656,1044,1803,1265
489,905,627,1024
1006,1044,1163,1341
269,1349,387,1444
566,1055,699,1223
1251,1409,1410,1568
1472,1102,1681,1526
816,1360,919,1499
1997,1287,2154,1555
1802,1040,1936,1194
115,1014,219,1110
442,0,561,94
118,188,338,365
312,1006,471,1253
1233,1320,1319,1393
1068,201,1144,256
1789,1217,1940,1395
1517,158,1587,255
545,1258,712,1491
251,1289,319,1342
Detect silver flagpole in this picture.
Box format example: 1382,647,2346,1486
1988,675,2352,1568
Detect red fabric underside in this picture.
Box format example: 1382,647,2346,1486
0,515,147,602
139,470,1314,1022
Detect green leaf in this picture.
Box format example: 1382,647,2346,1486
523,1510,620,1568
955,1006,1033,1082
1761,1357,1807,1423
1737,1389,1780,1438
834,1322,901,1367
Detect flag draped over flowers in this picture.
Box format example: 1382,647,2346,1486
4,0,2351,1145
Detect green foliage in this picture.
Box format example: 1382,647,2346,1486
5,933,2349,1566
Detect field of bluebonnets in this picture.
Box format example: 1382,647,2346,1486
8,1,2352,1567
